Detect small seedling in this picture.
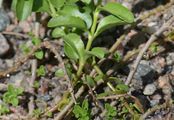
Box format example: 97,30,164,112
73,99,90,120
105,103,117,120
2,84,23,107
36,65,46,77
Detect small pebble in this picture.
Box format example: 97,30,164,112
0,34,10,56
0,9,10,31
143,84,156,95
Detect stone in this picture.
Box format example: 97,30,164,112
0,34,10,57
0,9,10,32
143,83,156,95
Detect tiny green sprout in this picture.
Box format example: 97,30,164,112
149,42,159,53
36,65,46,77
32,108,42,118
20,43,30,54
55,69,65,77
33,81,40,88
0,103,9,115
73,99,90,120
114,51,122,62
105,103,117,120
31,36,41,46
34,50,44,60
2,84,23,107
47,111,53,117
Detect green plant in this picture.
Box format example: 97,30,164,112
73,99,90,120
0,103,9,115
36,65,46,77
12,0,134,75
105,103,117,120
2,84,23,107
12,0,135,119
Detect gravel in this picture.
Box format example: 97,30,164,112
0,8,10,32
0,34,10,57
143,83,156,95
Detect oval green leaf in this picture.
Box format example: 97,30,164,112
100,2,134,23
52,27,66,38
64,42,79,60
48,16,87,30
95,15,126,37
63,33,85,61
88,47,107,59
60,5,92,28
16,0,34,20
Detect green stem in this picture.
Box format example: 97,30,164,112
77,61,85,77
91,9,99,35
86,34,93,51
86,9,99,51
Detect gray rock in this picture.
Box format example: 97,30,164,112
166,52,174,65
134,61,155,81
8,72,25,86
0,34,10,56
125,60,156,89
143,83,156,95
0,9,10,31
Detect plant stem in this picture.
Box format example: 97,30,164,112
91,10,99,35
86,34,93,51
86,9,99,51
77,61,84,77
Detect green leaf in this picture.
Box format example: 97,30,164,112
36,65,46,77
11,0,17,11
15,87,24,95
48,15,87,30
20,44,30,54
63,33,85,62
105,103,117,118
33,0,51,14
88,47,107,59
7,84,14,94
94,74,104,82
52,27,66,38
86,75,95,87
66,0,79,3
16,0,34,20
82,99,89,111
95,15,126,37
60,5,92,28
115,84,129,94
64,43,79,60
11,98,19,106
50,0,65,9
0,103,9,115
32,36,41,45
81,0,91,4
34,50,44,60
100,2,134,23
113,51,122,62
55,69,65,77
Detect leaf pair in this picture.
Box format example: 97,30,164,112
94,2,134,37
48,4,92,30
